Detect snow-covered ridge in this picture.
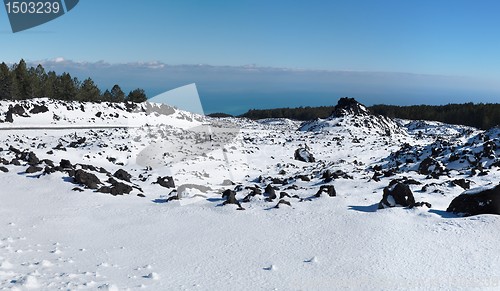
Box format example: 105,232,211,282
0,97,206,129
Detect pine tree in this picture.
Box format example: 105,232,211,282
0,62,11,100
76,78,101,102
126,88,147,103
110,84,125,102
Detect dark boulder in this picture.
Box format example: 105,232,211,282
222,189,244,210
378,182,415,209
26,152,40,166
451,179,471,190
264,184,277,201
418,157,447,178
60,159,73,169
275,199,292,208
74,169,101,189
0,166,8,173
25,165,43,173
294,147,315,163
315,185,336,197
113,169,132,182
98,182,133,196
30,104,49,114
155,176,175,188
447,184,500,216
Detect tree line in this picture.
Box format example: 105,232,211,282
0,59,147,103
239,102,500,130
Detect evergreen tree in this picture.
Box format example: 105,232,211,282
10,59,31,99
0,62,11,100
110,84,125,102
76,78,101,102
126,88,147,103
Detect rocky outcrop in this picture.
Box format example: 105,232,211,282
447,184,500,216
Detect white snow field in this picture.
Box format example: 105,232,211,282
0,98,499,290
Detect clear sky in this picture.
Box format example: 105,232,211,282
1,0,500,113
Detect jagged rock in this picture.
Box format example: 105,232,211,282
447,184,500,216
418,157,447,178
451,179,471,190
296,175,311,182
222,189,244,210
69,137,86,148
74,169,101,189
155,176,175,188
60,159,73,169
315,185,336,197
10,159,21,166
332,97,370,117
26,152,40,165
264,184,277,201
113,169,132,182
378,181,415,209
294,147,315,163
275,199,292,208
25,165,43,173
53,143,66,151
98,182,133,196
30,104,49,114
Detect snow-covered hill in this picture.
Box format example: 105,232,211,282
299,97,408,136
0,98,499,290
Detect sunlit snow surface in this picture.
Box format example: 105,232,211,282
0,98,499,290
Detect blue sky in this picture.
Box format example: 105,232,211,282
1,0,500,113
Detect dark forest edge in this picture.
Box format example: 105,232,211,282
232,102,500,130
0,59,147,103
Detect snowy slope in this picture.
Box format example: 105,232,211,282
0,98,499,290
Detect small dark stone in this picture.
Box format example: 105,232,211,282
294,147,315,163
72,187,84,192
137,193,146,197
315,185,336,197
275,199,292,208
30,104,49,114
155,176,175,188
0,166,8,173
264,184,277,201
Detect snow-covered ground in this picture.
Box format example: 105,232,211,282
0,98,499,290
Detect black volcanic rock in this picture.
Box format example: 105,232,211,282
60,159,73,169
294,147,315,163
378,182,415,209
74,169,101,189
30,104,49,114
0,166,8,173
155,176,175,188
332,97,370,117
315,185,336,197
114,169,132,182
222,189,244,210
447,184,500,216
418,157,447,178
25,165,43,174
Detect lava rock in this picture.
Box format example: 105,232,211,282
447,184,500,216
275,199,292,208
294,147,315,163
113,169,132,182
222,189,244,210
60,159,73,169
155,176,175,188
74,169,101,189
26,152,40,166
29,104,49,114
418,157,447,178
451,179,471,190
25,165,43,174
378,181,415,209
264,184,277,201
0,166,8,173
315,185,336,197
98,182,133,196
